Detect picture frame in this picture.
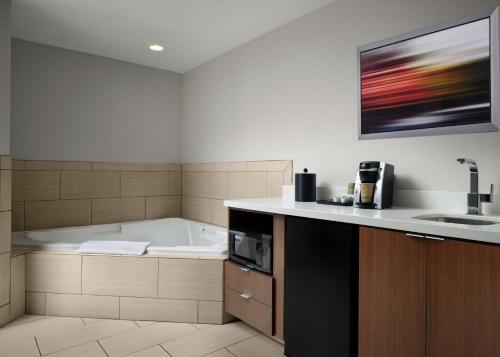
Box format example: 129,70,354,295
357,7,499,140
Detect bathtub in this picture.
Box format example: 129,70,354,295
13,217,228,255
18,218,232,324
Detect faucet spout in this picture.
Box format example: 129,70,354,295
457,158,478,173
457,158,493,215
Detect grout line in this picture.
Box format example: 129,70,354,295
222,333,261,352
23,201,26,231
96,340,110,357
156,259,160,298
159,344,174,356
34,336,42,356
119,172,123,197
224,348,238,357
59,170,62,200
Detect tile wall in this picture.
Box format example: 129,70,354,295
6,158,292,324
0,156,12,327
11,160,182,231
25,252,231,324
11,159,292,231
181,160,292,227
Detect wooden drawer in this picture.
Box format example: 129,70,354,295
225,287,273,336
224,260,273,306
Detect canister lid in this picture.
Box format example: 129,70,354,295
296,168,315,175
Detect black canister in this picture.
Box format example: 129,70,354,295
295,168,316,202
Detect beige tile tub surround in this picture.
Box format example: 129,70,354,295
26,253,82,294
158,259,223,301
91,197,146,225
82,255,158,297
45,293,119,319
182,160,292,227
0,252,10,306
119,297,198,323
26,292,46,315
26,252,227,324
0,156,11,328
12,159,182,231
0,211,11,254
12,158,291,230
25,199,91,231
10,253,26,321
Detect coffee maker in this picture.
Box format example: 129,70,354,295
354,161,394,209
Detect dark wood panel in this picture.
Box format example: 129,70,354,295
427,239,465,357
428,239,500,357
224,260,250,294
359,226,426,357
224,260,273,306
225,287,273,336
273,215,285,340
464,243,500,356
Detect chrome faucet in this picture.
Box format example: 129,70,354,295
457,158,494,215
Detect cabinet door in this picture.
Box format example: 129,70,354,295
427,239,500,357
359,227,427,357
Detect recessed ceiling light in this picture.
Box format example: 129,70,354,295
149,44,164,52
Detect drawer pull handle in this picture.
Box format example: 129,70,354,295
406,233,445,241
406,233,425,238
424,235,445,241
240,267,251,272
240,293,251,300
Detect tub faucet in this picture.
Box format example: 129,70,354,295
457,158,494,215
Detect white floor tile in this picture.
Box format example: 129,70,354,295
161,322,258,357
205,349,235,357
43,341,107,357
36,319,138,355
126,345,171,357
135,320,158,327
99,322,196,357
227,334,284,357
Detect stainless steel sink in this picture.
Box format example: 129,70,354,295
414,214,498,226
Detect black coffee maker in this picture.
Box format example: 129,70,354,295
353,161,394,209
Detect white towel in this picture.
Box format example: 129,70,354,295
77,241,150,255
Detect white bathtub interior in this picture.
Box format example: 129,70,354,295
13,218,228,255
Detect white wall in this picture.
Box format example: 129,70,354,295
11,39,182,163
0,0,11,155
182,0,500,193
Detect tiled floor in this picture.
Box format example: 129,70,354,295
0,315,285,357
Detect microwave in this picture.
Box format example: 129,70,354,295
229,230,273,274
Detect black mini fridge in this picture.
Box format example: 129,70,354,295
284,216,358,357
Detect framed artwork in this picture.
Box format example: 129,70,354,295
358,7,499,139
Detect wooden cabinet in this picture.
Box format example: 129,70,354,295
224,260,273,305
427,239,500,357
360,226,500,357
225,286,273,335
224,260,274,335
224,210,285,339
359,227,427,357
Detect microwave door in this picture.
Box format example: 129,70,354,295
234,234,258,263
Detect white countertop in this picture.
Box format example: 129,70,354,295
224,198,500,245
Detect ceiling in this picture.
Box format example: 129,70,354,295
12,0,334,73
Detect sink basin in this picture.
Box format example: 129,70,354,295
414,214,498,226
